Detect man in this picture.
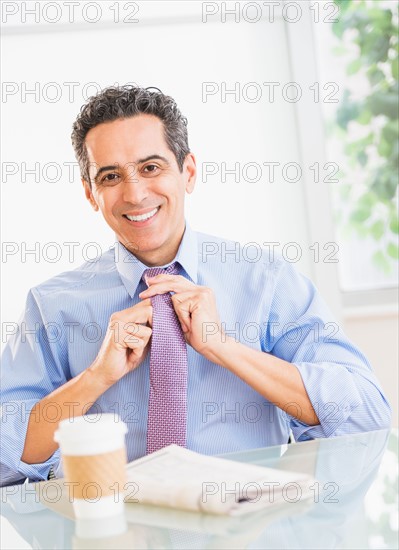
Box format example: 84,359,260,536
1,86,391,484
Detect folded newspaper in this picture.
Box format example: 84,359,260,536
125,444,314,515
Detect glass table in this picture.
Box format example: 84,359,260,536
1,429,398,549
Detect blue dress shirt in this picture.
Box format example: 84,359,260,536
0,224,391,483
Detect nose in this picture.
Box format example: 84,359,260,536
121,167,149,205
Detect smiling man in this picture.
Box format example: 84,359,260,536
83,114,194,267
1,86,391,484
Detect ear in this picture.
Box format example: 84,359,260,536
184,153,196,194
82,179,99,211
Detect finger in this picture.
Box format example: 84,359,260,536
171,293,196,333
123,298,152,310
124,322,152,339
145,274,188,285
124,334,148,353
122,325,152,347
111,300,153,325
175,307,191,333
139,279,193,299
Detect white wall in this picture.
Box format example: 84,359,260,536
344,312,398,427
1,2,397,417
2,7,313,331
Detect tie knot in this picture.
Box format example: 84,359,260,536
143,262,179,286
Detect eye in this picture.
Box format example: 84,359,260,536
101,173,120,185
143,164,159,174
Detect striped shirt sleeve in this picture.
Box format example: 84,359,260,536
265,260,392,440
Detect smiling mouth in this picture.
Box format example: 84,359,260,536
123,207,160,222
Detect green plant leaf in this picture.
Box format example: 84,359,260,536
371,220,385,240
378,137,393,157
372,250,391,273
345,11,370,31
339,183,352,200
334,0,353,14
336,92,362,129
332,45,348,55
356,109,372,124
355,223,370,239
347,59,362,75
368,8,393,32
368,91,399,118
367,66,386,85
345,133,374,156
390,215,399,234
382,121,399,143
392,56,398,80
358,192,376,209
371,172,398,201
330,0,398,273
350,208,371,223
387,242,399,259
360,34,391,64
357,150,368,166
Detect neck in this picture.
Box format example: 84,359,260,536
135,249,177,267
123,226,186,267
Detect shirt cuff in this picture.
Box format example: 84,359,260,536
0,462,27,487
290,362,363,440
1,398,59,481
18,450,61,482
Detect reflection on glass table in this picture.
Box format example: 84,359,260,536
1,429,397,549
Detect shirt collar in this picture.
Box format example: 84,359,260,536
115,222,198,299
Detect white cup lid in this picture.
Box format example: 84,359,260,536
54,414,127,446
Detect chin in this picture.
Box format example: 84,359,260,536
135,237,165,254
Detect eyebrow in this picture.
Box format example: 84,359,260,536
93,155,170,183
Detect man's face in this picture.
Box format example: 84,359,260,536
83,114,196,266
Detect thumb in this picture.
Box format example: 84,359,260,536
172,297,191,333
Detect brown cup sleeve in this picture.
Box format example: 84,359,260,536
62,447,127,500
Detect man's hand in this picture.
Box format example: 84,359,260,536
139,276,320,427
89,299,153,387
21,299,153,465
139,275,225,361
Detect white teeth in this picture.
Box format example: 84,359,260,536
126,207,159,222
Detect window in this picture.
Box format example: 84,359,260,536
313,0,398,296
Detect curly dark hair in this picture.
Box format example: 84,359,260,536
71,85,190,185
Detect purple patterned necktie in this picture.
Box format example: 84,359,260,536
143,262,188,454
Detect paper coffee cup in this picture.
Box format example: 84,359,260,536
54,414,128,519
73,516,133,550
75,513,127,539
